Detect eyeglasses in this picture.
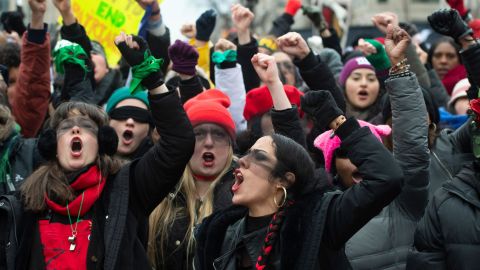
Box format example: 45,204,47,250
193,127,230,146
57,116,98,136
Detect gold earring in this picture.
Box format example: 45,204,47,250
273,186,287,208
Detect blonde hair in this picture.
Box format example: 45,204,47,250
148,147,234,269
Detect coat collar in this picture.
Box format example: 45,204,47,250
443,163,480,209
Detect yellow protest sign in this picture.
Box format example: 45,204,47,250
67,0,159,66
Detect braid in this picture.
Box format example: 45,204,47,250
255,200,294,270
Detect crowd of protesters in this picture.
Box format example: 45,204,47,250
0,0,479,269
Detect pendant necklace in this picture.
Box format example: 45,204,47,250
66,192,85,252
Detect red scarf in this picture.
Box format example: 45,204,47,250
40,165,106,269
442,64,467,96
193,173,218,182
45,165,106,216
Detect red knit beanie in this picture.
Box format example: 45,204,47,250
184,89,236,139
469,19,480,39
243,85,304,121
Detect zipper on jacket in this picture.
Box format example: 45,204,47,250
432,150,453,180
213,248,237,270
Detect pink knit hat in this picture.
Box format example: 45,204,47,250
313,120,391,172
448,78,470,111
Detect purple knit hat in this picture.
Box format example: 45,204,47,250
339,57,375,86
168,39,199,76
313,120,391,173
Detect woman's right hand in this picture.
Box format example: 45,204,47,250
384,24,411,66
251,53,281,85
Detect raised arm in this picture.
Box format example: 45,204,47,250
115,33,195,216
53,0,93,57
231,4,260,91
167,39,203,104
277,32,346,112
251,53,306,147
213,39,247,132
138,0,172,75
303,90,403,248
268,0,301,37
384,24,429,219
10,0,50,138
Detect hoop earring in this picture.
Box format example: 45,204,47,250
273,186,287,208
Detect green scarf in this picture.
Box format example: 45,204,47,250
0,132,19,192
130,51,164,94
212,50,237,66
53,39,89,77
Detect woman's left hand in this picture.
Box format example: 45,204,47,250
384,24,411,66
251,53,281,85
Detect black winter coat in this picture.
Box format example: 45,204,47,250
195,118,404,270
407,162,480,270
152,106,304,270
429,120,473,197
4,91,195,270
0,136,42,195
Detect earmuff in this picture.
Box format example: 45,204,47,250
37,125,119,161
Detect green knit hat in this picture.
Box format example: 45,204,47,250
106,87,150,114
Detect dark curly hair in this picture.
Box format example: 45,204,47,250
0,42,20,69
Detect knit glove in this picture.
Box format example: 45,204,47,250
168,39,199,76
428,9,473,41
285,0,302,17
302,5,328,31
446,0,468,18
195,9,217,42
0,11,26,36
364,39,391,71
116,35,164,91
301,90,343,131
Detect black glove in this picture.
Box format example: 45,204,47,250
301,90,343,131
302,5,328,32
0,11,26,36
427,9,473,41
195,9,217,42
116,35,164,90
116,35,151,67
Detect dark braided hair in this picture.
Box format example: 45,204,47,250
254,134,315,269
255,200,294,270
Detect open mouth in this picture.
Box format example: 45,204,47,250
122,130,134,145
70,137,83,157
202,152,215,167
358,90,369,98
232,169,244,192
352,171,363,184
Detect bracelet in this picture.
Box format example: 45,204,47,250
389,70,412,80
389,58,410,76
